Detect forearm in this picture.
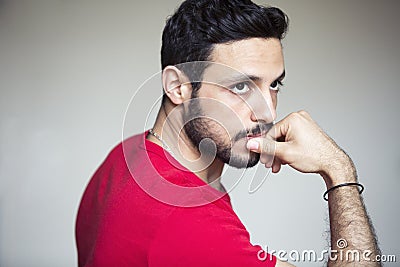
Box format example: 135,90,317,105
250,111,382,266
324,156,380,266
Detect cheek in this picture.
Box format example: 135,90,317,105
197,87,256,132
200,88,248,119
196,100,247,135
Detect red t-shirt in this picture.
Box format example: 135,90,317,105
76,132,276,266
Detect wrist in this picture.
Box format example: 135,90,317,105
321,151,357,188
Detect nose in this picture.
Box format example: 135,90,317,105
248,86,277,123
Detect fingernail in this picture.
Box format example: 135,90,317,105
246,140,259,150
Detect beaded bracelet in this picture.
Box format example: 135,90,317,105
323,182,364,201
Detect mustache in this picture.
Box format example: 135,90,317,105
233,123,274,142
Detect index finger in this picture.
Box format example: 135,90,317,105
267,117,290,141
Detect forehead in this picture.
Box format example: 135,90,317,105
208,38,284,80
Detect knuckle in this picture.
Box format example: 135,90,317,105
288,112,302,122
298,110,309,116
262,141,275,154
289,110,312,124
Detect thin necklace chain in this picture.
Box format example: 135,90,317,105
148,128,172,153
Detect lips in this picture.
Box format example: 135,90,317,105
233,124,273,142
246,132,264,140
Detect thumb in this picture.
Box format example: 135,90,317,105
246,137,288,159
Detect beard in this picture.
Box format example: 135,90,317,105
183,94,272,169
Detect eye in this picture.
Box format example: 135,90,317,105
270,80,283,91
230,82,251,95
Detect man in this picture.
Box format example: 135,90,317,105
76,0,381,266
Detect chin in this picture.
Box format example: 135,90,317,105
218,140,260,169
227,152,260,169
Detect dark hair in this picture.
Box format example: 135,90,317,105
161,0,288,99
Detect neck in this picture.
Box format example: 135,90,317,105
146,101,225,192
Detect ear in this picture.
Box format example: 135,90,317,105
162,66,192,105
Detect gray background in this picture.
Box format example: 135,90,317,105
0,0,399,266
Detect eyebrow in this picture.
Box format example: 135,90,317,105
216,69,286,85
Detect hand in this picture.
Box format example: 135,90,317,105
246,110,356,186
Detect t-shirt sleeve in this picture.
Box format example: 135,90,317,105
147,204,276,267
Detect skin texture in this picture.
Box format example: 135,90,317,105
182,38,283,169
150,38,284,186
249,111,381,266
148,37,380,266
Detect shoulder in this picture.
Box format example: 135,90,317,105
148,203,276,267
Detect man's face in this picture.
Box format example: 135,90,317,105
184,38,285,168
